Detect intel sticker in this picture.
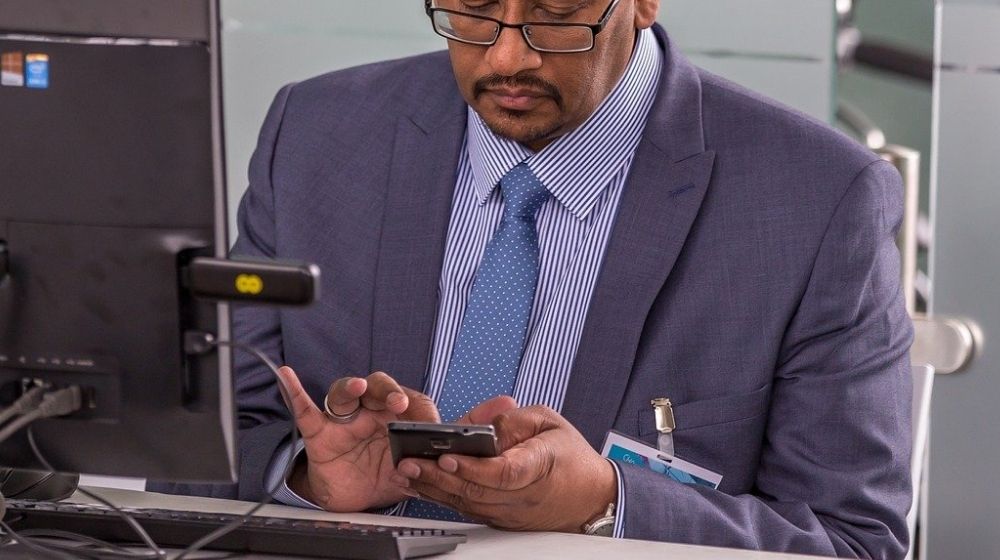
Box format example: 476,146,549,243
25,54,49,89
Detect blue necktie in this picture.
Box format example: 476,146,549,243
407,163,549,520
437,162,550,422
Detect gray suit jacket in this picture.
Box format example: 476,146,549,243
154,25,913,558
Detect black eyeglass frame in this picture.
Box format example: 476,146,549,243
424,0,623,54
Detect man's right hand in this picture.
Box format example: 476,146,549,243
275,366,439,512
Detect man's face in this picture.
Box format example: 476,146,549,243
439,0,659,151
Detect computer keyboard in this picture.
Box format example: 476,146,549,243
2,499,467,559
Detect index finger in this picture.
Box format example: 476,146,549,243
325,376,368,416
456,395,518,426
357,371,408,414
275,366,327,439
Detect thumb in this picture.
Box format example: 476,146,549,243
492,406,560,453
458,395,519,426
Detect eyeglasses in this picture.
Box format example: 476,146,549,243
424,0,622,54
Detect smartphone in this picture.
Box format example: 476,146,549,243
387,422,498,466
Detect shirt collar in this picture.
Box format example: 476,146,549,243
466,28,663,220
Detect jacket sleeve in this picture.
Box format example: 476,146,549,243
619,160,914,559
148,85,297,501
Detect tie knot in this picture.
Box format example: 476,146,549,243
499,163,550,220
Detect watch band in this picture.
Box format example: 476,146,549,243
582,502,616,537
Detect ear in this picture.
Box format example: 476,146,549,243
633,0,659,29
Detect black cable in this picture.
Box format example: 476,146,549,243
0,385,163,558
26,428,167,559
17,529,159,558
12,531,148,560
1,520,79,560
2,387,140,559
4,339,297,560
173,338,300,560
16,530,238,560
8,526,235,560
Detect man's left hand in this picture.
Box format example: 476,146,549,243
394,402,617,533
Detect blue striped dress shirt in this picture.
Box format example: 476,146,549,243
268,28,663,539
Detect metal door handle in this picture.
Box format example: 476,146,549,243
877,145,921,315
910,314,981,374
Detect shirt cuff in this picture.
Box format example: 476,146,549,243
372,501,408,516
608,459,627,539
264,437,322,510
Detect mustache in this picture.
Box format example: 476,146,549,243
474,74,563,108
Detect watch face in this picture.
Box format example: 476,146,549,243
588,519,615,537
583,502,616,536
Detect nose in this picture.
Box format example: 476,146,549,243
485,26,543,76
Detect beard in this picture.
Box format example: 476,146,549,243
473,73,566,147
483,108,564,146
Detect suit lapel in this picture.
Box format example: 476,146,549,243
562,27,717,447
370,98,466,391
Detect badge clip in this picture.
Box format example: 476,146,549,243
651,397,675,456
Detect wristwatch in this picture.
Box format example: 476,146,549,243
582,502,616,537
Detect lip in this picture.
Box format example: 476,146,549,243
487,88,548,111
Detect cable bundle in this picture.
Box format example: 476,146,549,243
0,339,300,559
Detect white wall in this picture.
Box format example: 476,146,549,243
220,0,440,242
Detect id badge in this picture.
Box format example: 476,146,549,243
601,430,723,489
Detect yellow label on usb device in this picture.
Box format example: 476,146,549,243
235,274,264,295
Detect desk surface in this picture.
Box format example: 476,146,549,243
61,486,826,560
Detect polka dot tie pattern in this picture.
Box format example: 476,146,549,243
436,162,550,423
406,162,549,520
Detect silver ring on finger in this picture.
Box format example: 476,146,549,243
324,394,362,424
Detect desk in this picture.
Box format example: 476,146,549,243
54,486,826,560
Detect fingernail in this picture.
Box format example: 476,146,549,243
399,462,421,479
389,475,409,488
275,367,292,389
387,391,405,407
400,488,419,498
274,368,294,409
439,456,458,473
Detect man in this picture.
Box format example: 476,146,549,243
163,0,914,556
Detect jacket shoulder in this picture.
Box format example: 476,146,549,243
293,50,455,104
697,69,879,179
277,50,459,134
258,49,462,174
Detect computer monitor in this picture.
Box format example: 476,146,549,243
0,0,236,483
